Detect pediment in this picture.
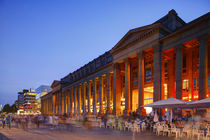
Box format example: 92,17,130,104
51,80,60,88
111,24,160,54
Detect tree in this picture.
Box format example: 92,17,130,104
11,104,18,113
2,104,11,113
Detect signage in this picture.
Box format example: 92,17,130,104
24,92,38,96
193,78,198,91
133,78,138,85
145,69,151,82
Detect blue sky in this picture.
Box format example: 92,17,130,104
0,0,209,106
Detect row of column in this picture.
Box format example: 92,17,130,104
44,35,208,116
57,73,113,116
112,34,208,115
41,96,53,115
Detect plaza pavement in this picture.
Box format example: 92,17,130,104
0,124,191,140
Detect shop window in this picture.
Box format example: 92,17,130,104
164,62,168,80
193,78,199,91
182,79,189,92
145,68,152,82
144,58,153,83
132,66,138,89
183,55,187,73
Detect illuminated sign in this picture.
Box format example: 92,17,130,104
145,69,151,82
24,92,38,96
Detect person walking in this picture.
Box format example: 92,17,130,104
6,115,11,129
2,116,5,128
104,114,107,128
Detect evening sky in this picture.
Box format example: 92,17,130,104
0,0,209,105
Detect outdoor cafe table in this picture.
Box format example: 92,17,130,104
200,128,208,136
176,126,184,136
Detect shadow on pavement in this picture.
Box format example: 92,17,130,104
0,133,10,140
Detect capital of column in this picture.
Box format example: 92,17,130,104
197,34,209,42
137,50,143,56
198,33,208,100
174,43,183,51
152,43,161,53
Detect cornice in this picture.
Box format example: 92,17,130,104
111,24,160,55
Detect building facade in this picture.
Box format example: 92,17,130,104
17,90,26,114
35,85,52,114
17,89,38,114
41,10,210,116
41,80,61,115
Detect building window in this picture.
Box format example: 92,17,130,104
182,79,189,91
164,62,168,80
183,55,187,73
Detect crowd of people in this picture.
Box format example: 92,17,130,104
0,110,209,134
0,114,75,131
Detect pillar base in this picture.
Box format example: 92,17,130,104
123,109,128,117
136,107,146,116
136,108,141,116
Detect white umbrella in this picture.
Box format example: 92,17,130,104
188,98,210,108
142,97,186,108
166,110,170,122
153,110,159,122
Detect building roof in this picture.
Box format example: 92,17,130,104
111,9,186,54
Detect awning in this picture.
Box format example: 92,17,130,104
142,97,186,108
187,98,210,108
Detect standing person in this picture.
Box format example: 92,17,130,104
34,115,39,128
48,115,53,128
15,116,19,128
104,114,107,128
18,116,21,128
21,116,26,130
2,116,5,128
52,115,58,129
37,115,41,128
25,116,29,131
6,115,11,129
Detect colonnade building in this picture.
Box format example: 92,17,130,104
41,10,210,116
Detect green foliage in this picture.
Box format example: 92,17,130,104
2,104,11,113
11,104,18,113
2,104,17,113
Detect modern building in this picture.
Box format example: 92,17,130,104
17,89,38,114
17,91,25,114
35,85,51,114
41,80,61,115
41,10,210,116
0,104,2,112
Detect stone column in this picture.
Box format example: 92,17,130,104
175,44,183,99
54,93,56,114
137,51,144,113
92,79,96,115
124,58,129,116
106,73,110,114
59,91,62,115
51,94,54,114
198,35,208,99
99,76,102,115
82,83,85,114
113,64,117,115
77,85,80,116
70,88,72,116
161,56,165,100
153,44,161,102
56,93,58,114
73,87,76,116
87,81,90,114
64,91,66,114
168,54,175,98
